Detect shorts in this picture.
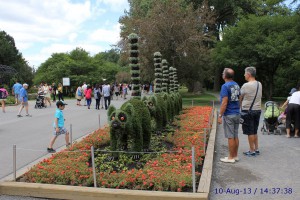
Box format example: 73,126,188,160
242,110,261,135
53,127,68,136
0,98,7,102
223,114,240,138
115,92,120,96
15,94,20,99
21,101,28,106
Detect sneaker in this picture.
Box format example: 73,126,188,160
66,143,71,148
25,114,32,117
243,151,256,157
47,148,56,153
220,157,235,163
17,115,23,117
255,150,260,155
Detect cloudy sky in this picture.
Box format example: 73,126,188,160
0,0,129,68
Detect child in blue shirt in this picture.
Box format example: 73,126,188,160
47,101,70,153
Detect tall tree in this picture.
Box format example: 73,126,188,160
119,0,215,92
213,14,300,99
0,30,33,85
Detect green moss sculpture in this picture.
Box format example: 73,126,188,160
108,98,151,157
129,33,141,98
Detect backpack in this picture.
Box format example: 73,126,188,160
0,89,8,99
77,88,82,96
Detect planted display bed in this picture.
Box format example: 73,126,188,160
0,106,216,200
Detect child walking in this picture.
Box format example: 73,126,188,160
47,101,70,153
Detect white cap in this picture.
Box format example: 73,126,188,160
23,83,28,87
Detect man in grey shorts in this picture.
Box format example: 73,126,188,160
218,68,241,163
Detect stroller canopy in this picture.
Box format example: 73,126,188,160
264,101,280,119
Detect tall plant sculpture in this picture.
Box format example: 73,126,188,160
154,52,162,94
169,67,174,93
129,33,141,98
173,67,179,92
161,59,169,93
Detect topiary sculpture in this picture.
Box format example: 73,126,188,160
128,33,141,98
161,59,169,93
108,98,151,158
154,52,162,94
143,95,164,132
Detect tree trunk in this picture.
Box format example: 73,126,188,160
213,67,221,92
187,80,202,94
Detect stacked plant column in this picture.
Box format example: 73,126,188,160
128,33,141,98
169,67,174,93
173,67,179,92
154,52,162,94
161,59,169,93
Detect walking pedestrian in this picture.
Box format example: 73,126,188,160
75,85,83,106
12,80,22,104
43,83,51,107
52,83,57,102
114,83,120,100
82,82,87,106
57,83,64,101
218,68,241,163
17,83,32,117
47,100,69,153
102,83,111,110
94,84,101,109
0,85,9,113
85,85,92,109
239,66,262,157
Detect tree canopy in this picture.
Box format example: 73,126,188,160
213,14,300,98
34,48,124,88
0,30,33,86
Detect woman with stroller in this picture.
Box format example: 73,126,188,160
43,83,51,107
285,85,300,138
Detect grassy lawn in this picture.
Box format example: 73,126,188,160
179,88,218,107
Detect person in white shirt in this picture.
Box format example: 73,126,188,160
102,83,111,110
82,82,87,106
286,85,300,138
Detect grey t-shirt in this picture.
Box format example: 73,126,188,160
240,81,262,110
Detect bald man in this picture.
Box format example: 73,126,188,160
218,68,241,163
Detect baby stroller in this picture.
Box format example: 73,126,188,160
261,101,281,135
35,92,47,109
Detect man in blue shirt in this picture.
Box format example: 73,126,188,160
17,83,31,117
12,81,22,104
218,68,240,163
47,100,70,153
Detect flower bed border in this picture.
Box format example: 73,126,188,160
0,110,217,200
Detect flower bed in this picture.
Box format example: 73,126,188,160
23,106,212,192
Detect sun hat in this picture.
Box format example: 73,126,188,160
289,88,297,95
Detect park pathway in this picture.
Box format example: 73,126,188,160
209,92,300,200
0,95,129,180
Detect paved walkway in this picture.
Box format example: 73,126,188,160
0,95,129,180
209,106,300,199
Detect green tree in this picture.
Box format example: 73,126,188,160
0,30,33,85
213,14,300,99
120,0,215,92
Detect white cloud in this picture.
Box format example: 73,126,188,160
89,23,121,44
96,0,129,12
0,0,129,67
69,33,78,43
0,0,92,49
